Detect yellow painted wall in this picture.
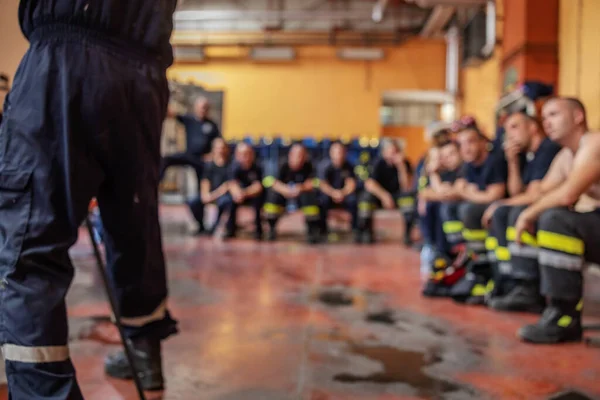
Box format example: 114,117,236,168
459,0,503,137
0,0,29,106
558,0,600,130
460,49,501,136
168,40,447,140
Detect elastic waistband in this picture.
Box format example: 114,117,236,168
28,24,167,68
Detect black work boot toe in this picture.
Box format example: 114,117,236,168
105,338,164,391
518,304,583,344
489,284,545,314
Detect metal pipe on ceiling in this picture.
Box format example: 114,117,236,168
420,5,455,37
481,0,496,57
372,0,389,22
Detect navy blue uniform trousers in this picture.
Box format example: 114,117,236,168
0,29,177,399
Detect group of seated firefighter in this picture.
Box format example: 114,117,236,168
186,138,418,245
418,97,600,345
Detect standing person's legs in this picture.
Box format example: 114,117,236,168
0,39,116,399
95,50,177,388
160,152,204,183
187,196,206,234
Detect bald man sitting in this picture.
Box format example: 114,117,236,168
263,144,322,244
226,143,265,240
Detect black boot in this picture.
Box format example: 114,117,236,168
306,222,320,244
362,230,375,244
353,229,362,244
105,336,164,391
518,299,583,344
489,281,545,314
222,229,236,239
267,220,277,242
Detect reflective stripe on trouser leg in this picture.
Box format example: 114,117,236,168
486,236,498,262
463,229,488,255
263,189,286,219
459,202,490,258
299,190,321,222
358,201,377,218
396,195,416,214
442,221,463,246
264,202,285,218
440,202,464,246
357,192,380,219
507,228,539,281
489,204,513,269
535,208,600,300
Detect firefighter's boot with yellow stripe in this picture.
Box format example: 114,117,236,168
518,299,583,344
489,280,545,314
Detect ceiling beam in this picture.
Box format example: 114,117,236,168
372,0,389,22
420,5,455,37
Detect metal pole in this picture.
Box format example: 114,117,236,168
84,217,147,400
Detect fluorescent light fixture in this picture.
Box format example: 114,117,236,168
173,46,205,61
250,47,295,61
337,48,384,61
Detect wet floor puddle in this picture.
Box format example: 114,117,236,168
333,345,460,395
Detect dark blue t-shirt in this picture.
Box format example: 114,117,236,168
176,115,221,156
230,162,263,189
277,162,314,184
463,150,507,190
440,167,463,183
203,161,230,191
318,160,355,190
521,138,561,185
369,157,413,194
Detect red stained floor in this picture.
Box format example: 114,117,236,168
3,204,600,400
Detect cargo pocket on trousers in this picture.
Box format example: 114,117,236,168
0,169,33,276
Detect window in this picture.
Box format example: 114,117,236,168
380,102,440,127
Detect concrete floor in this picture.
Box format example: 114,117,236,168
2,204,600,400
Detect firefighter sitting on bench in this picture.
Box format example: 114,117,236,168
317,141,358,241
263,144,322,243
226,142,265,240
356,139,415,244
511,97,600,344
187,138,233,236
481,111,560,311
